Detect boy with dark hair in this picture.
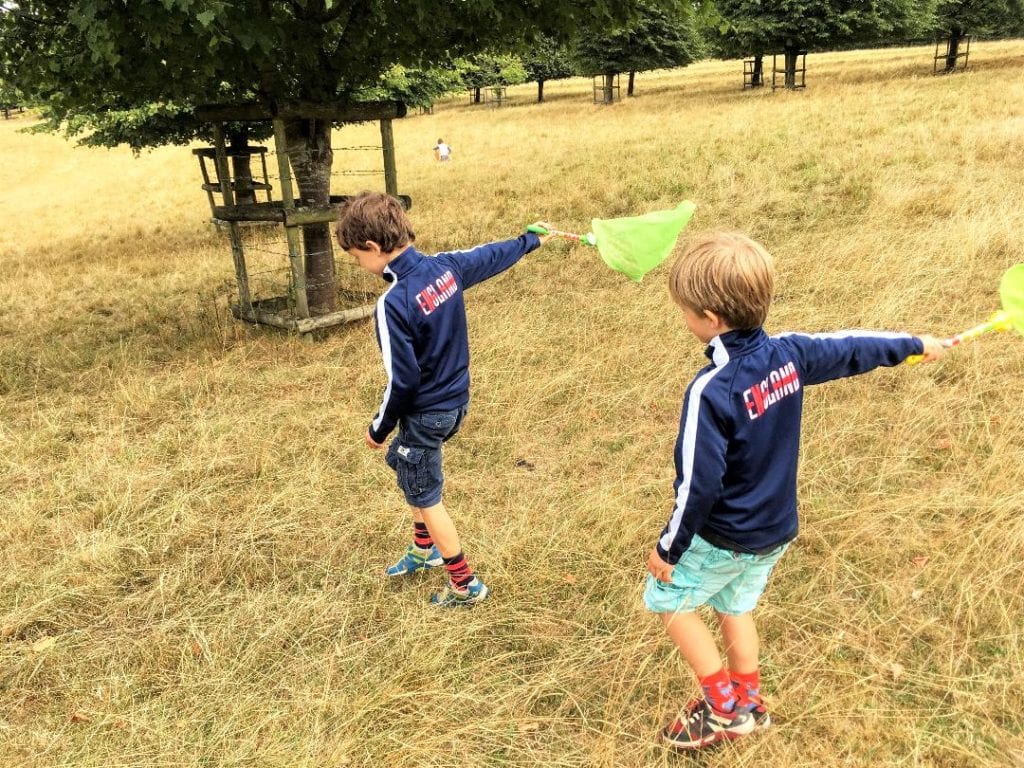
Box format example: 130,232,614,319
647,231,946,748
336,192,550,607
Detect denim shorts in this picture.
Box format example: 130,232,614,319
385,407,466,508
644,534,789,616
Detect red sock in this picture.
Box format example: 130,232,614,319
698,668,737,714
442,551,474,589
730,668,763,708
413,522,433,549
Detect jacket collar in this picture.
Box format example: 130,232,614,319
705,327,768,365
382,245,421,282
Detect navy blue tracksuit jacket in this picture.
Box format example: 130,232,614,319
656,328,924,564
368,233,542,444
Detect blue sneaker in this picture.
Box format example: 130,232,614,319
431,577,489,607
385,545,443,577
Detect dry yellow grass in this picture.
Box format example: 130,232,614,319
2,41,1024,767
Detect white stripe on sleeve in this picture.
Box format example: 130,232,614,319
659,337,731,554
371,272,399,433
774,330,913,341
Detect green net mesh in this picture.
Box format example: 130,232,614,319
590,201,696,282
999,263,1024,335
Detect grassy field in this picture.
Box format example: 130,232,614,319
2,41,1024,767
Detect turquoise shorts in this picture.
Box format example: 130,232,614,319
644,534,789,616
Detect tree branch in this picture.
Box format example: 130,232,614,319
327,1,363,66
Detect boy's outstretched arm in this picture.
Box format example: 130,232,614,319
437,223,551,289
776,330,944,386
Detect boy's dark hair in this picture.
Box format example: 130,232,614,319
335,191,415,253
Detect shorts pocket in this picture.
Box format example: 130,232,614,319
417,411,458,432
388,443,427,496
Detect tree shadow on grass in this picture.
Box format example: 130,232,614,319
0,224,371,399
820,49,1024,86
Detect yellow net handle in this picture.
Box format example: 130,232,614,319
906,311,1013,365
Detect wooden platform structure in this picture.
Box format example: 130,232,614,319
193,144,274,215
743,57,765,89
592,74,621,104
771,51,807,91
934,35,971,74
193,100,408,334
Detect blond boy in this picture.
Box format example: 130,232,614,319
647,232,945,748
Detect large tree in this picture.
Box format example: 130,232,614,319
521,34,578,102
704,3,772,87
713,0,931,87
457,53,529,104
576,2,703,102
0,74,21,117
0,0,659,312
931,0,1024,71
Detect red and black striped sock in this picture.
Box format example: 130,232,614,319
413,522,433,549
442,551,474,590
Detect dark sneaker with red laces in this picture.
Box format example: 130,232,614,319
662,698,755,750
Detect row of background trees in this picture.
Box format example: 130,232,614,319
5,1,1024,136
1,0,1021,313
359,0,1024,108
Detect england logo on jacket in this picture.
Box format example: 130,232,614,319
742,361,800,420
415,270,459,316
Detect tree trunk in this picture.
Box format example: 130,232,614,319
784,47,798,89
228,127,257,206
284,118,336,315
602,72,615,104
627,71,635,97
752,54,763,88
474,86,482,104
537,80,545,103
945,29,962,72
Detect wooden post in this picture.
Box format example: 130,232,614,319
380,119,398,197
259,150,272,202
196,153,217,213
212,125,234,207
272,117,310,320
213,125,252,313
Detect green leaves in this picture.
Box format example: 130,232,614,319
456,53,529,89
1,1,674,151
709,0,937,54
576,2,703,76
521,34,577,83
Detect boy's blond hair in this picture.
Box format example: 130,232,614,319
668,232,774,330
335,191,415,254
